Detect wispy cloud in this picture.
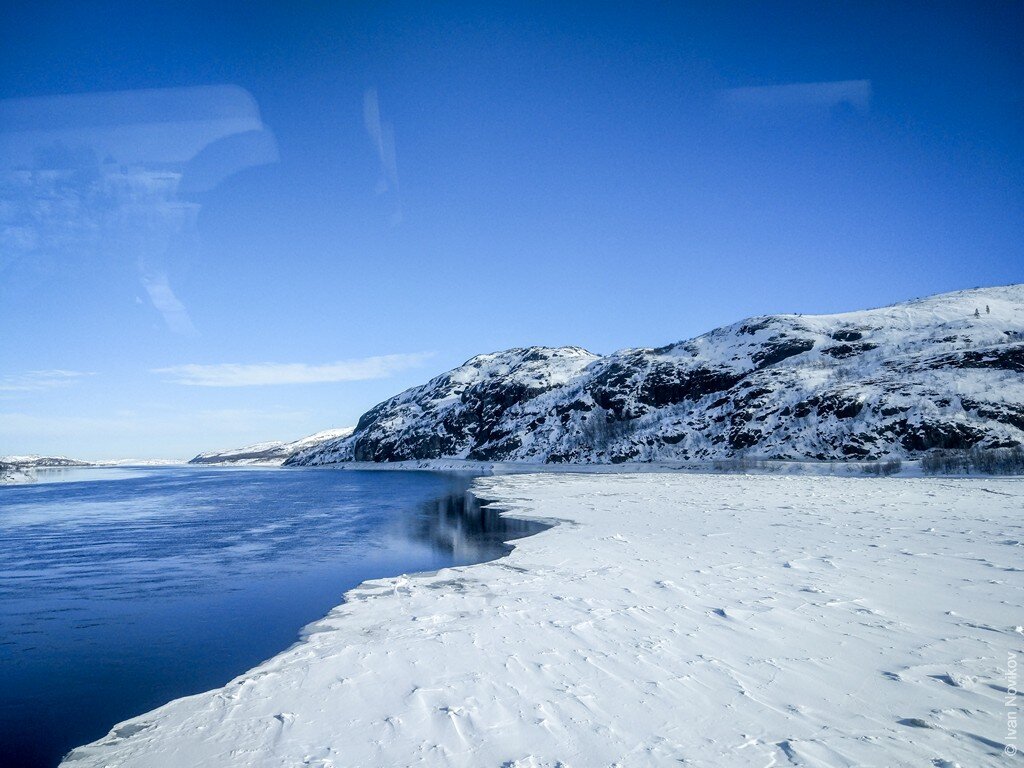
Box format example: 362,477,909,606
142,273,197,336
363,87,402,224
0,370,93,392
0,406,313,461
154,352,433,387
720,80,871,113
0,407,308,436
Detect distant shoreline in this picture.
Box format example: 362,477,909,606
7,457,1020,488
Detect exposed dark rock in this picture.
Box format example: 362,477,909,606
738,319,773,335
899,421,988,452
961,399,1024,432
636,366,744,409
815,395,865,420
831,329,864,342
822,342,878,359
751,337,816,368
927,344,1024,372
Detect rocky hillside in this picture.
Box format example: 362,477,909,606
288,285,1024,466
190,428,353,466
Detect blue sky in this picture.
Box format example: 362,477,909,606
1,2,1021,460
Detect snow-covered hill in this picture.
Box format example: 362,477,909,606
189,428,353,466
0,455,92,468
0,455,92,484
289,285,1024,466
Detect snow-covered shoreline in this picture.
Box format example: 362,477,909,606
260,455,990,479
64,473,1021,767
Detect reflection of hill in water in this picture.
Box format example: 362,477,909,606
407,487,550,563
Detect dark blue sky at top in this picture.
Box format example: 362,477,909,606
1,1,1021,458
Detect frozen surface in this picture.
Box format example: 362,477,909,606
64,473,1022,767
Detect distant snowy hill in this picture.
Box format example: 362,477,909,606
289,285,1024,466
0,455,92,468
0,455,92,484
189,428,354,466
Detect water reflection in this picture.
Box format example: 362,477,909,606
406,486,549,563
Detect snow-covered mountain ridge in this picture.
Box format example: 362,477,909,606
288,285,1024,465
189,428,353,466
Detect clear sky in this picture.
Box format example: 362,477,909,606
1,2,1021,460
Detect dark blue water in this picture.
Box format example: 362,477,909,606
0,467,543,768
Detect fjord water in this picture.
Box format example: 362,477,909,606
0,467,543,768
